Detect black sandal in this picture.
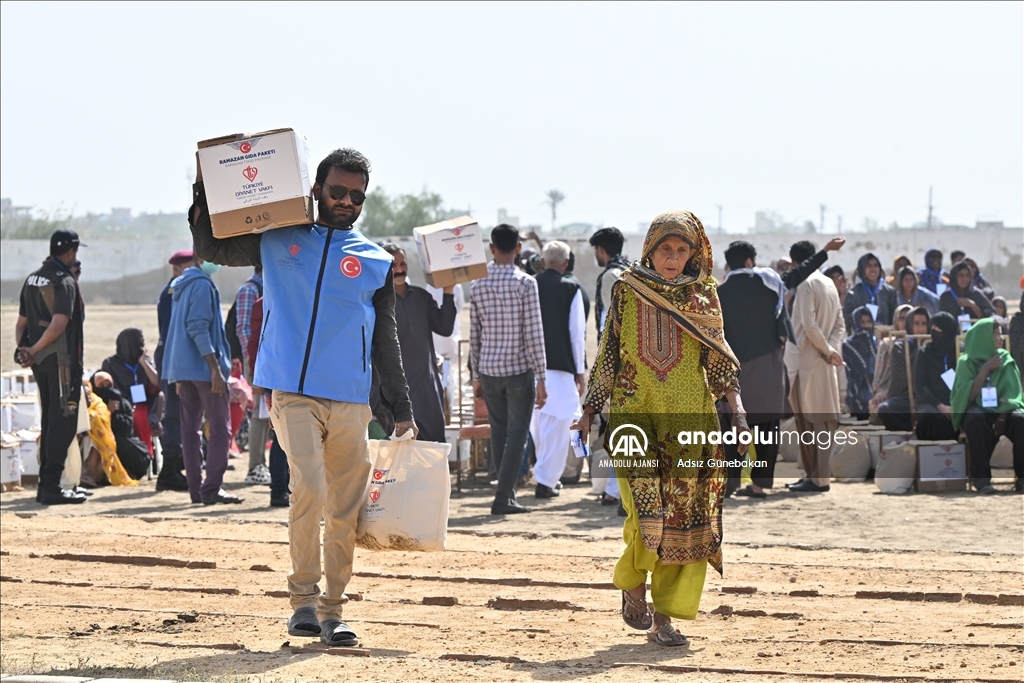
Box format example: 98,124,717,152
733,485,766,499
600,493,620,506
621,590,652,630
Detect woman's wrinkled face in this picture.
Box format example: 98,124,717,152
650,236,693,280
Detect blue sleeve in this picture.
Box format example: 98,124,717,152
184,283,216,358
157,286,172,342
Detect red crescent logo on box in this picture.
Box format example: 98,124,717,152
240,142,252,154
453,228,461,236
242,165,258,182
289,244,301,257
369,489,381,503
372,469,386,481
341,256,361,278
455,243,464,252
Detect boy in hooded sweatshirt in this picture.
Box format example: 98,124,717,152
162,255,242,506
843,252,898,330
950,318,1024,494
917,248,949,295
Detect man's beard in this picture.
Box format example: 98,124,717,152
318,199,359,229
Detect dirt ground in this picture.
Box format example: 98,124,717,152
2,309,1023,682
1,458,1022,683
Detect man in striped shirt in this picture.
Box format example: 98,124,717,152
471,224,547,515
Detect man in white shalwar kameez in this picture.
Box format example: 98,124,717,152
530,241,586,499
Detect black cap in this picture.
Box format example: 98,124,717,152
50,228,86,255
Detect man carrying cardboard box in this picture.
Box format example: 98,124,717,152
190,148,416,646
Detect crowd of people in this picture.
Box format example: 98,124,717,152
13,146,1023,648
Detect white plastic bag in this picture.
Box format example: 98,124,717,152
356,435,452,552
831,437,871,482
875,442,917,494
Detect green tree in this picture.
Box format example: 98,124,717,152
358,187,462,237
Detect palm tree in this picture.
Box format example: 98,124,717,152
545,189,565,232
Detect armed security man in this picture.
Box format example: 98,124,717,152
15,229,87,505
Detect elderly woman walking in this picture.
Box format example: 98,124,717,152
573,211,746,646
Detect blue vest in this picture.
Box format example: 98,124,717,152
254,224,393,403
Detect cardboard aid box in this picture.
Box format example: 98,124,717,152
197,128,313,238
413,216,488,288
915,441,967,493
15,429,40,478
1,436,22,484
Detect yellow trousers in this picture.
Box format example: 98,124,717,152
612,476,708,620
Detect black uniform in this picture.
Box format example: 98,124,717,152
18,258,84,496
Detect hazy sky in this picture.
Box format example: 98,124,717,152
2,1,1021,233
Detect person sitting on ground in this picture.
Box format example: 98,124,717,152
842,306,876,420
950,318,1024,494
89,371,152,481
887,255,912,285
80,378,139,488
101,328,163,462
913,312,960,441
877,307,930,431
939,261,994,321
869,304,913,420
843,252,897,329
895,266,939,315
917,248,948,295
962,257,996,301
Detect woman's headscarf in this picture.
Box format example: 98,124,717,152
888,255,912,285
948,262,974,297
893,304,913,333
115,328,145,364
896,266,921,304
950,318,1024,429
927,311,958,357
844,305,877,363
622,211,738,367
946,261,995,318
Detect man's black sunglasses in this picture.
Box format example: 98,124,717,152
323,183,366,206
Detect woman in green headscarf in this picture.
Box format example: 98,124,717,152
573,211,748,646
950,318,1024,494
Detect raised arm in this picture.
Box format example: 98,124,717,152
427,289,457,337
189,182,263,268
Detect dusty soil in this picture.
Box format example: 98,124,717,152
1,460,1022,682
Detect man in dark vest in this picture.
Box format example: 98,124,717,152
529,240,586,499
15,229,87,505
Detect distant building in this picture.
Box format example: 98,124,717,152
976,220,1004,230
110,207,132,225
497,208,519,228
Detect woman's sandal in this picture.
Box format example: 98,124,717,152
647,621,689,646
621,590,652,630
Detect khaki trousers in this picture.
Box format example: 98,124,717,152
271,391,371,621
790,377,837,487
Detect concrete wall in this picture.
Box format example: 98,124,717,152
2,227,1020,305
